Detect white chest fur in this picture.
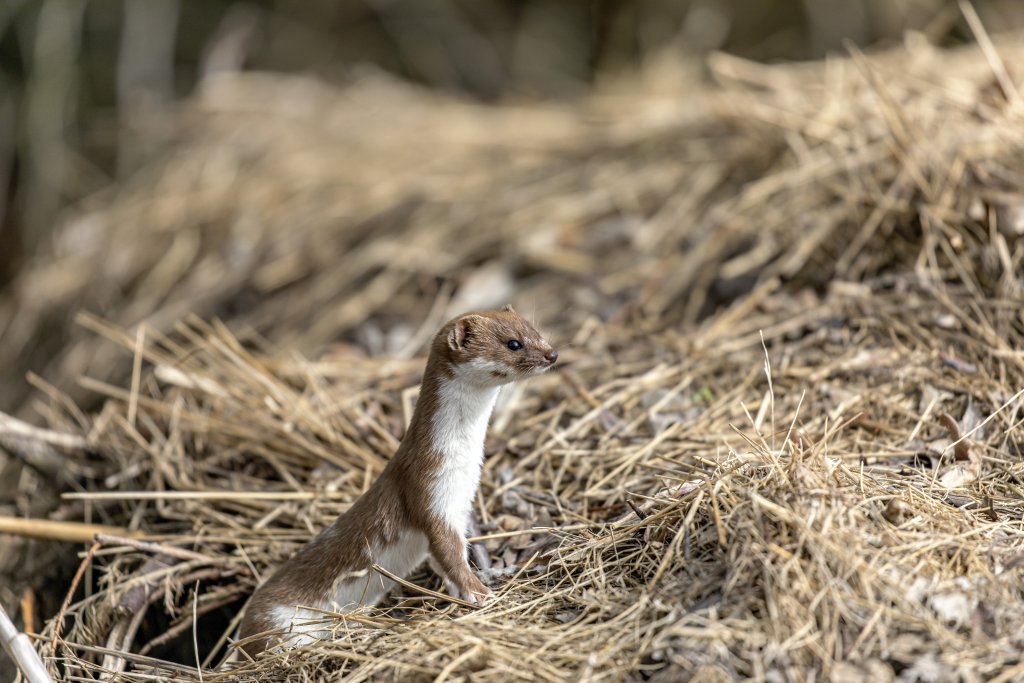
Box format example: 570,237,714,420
429,372,499,533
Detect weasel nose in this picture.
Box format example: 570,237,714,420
544,350,558,364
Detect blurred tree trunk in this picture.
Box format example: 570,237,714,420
117,0,180,175
21,0,85,252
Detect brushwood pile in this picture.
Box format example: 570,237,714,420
2,35,1024,682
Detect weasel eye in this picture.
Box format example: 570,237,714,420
506,339,523,351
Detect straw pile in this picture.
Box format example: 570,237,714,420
3,29,1024,682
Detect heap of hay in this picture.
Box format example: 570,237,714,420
2,30,1023,682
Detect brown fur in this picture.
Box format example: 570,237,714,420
237,306,555,655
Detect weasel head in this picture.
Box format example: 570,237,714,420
437,305,557,387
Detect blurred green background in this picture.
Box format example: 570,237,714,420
1,0,1023,288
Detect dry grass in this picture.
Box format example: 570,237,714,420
2,29,1024,683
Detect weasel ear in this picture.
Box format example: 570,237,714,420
502,304,516,314
447,315,482,350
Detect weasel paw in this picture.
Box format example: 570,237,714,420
459,576,493,605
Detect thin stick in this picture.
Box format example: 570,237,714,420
127,324,146,428
20,588,35,635
0,412,88,452
0,516,139,543
0,603,54,683
51,541,100,658
57,642,202,674
466,522,606,543
370,564,480,609
937,413,970,462
94,534,218,564
63,490,344,501
141,590,244,657
192,580,204,683
959,0,1023,109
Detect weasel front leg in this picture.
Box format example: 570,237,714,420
426,522,492,604
427,555,460,597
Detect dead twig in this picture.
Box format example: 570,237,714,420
0,517,139,543
937,412,971,462
0,603,53,683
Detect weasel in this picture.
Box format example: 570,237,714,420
237,305,557,655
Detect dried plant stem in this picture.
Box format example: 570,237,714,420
0,412,88,452
0,603,53,683
0,516,137,543
371,564,481,610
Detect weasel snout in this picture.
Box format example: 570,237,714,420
544,349,558,365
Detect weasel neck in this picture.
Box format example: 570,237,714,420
406,362,501,446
